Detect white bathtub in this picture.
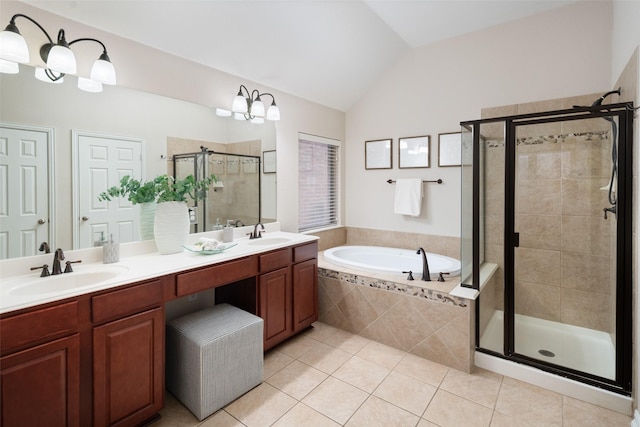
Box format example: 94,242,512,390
323,245,460,278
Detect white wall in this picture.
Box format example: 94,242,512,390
345,1,612,237
0,1,345,234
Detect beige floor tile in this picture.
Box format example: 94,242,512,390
224,383,297,427
272,402,340,427
324,329,371,354
302,376,369,425
373,371,437,416
356,340,406,370
199,410,245,427
156,392,200,426
439,368,502,408
423,390,493,427
417,420,439,427
304,321,341,342
332,356,390,393
298,342,353,374
489,411,534,427
494,377,562,426
345,395,419,427
266,360,328,400
393,353,449,387
263,349,294,379
562,396,632,426
275,334,320,359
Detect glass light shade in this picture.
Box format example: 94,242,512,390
90,58,116,85
232,94,248,113
266,104,281,121
0,59,19,74
234,112,245,120
215,108,232,117
35,67,64,83
251,99,265,117
250,117,264,124
47,45,77,74
0,30,29,63
78,77,103,93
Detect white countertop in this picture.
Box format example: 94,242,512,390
0,225,318,314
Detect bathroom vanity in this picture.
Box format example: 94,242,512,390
0,231,318,427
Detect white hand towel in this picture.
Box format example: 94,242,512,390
394,178,423,216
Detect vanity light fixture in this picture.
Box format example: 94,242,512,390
0,13,116,92
231,85,280,121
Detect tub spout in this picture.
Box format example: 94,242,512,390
416,247,431,281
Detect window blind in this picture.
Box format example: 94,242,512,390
298,134,339,232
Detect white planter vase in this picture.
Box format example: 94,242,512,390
154,201,189,254
138,202,156,240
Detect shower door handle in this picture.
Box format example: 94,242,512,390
513,232,520,247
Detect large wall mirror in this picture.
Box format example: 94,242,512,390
0,66,276,259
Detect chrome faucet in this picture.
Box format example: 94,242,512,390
52,248,65,275
416,247,431,281
249,223,265,239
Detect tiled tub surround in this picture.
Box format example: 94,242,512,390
318,253,474,373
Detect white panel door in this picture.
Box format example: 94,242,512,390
0,124,52,259
73,131,143,249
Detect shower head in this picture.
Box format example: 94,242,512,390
590,87,621,108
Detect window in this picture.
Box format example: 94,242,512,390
298,133,340,231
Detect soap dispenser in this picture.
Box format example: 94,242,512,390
103,234,119,264
223,220,234,243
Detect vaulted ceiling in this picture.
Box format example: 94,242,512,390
23,0,579,111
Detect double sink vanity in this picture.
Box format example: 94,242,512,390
0,227,319,427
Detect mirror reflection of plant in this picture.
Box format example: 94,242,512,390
98,174,217,204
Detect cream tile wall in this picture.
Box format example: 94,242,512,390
481,94,617,333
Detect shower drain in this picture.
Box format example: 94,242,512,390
538,349,555,357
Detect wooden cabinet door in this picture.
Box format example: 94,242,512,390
0,334,80,427
93,307,164,427
260,267,292,350
292,259,318,332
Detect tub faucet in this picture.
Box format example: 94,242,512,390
249,222,265,239
52,248,65,275
416,247,431,281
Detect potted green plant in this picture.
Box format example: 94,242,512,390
98,174,217,252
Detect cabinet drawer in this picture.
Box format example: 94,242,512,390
92,280,163,324
0,301,78,354
259,248,291,273
176,256,258,296
293,241,318,263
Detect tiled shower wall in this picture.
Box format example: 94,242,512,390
481,93,616,334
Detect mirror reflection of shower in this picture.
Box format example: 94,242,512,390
172,146,262,232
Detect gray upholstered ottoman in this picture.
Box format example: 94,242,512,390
165,303,264,420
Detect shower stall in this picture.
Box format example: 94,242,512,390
172,147,262,232
460,98,634,394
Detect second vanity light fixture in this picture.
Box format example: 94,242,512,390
0,13,116,92
230,84,280,123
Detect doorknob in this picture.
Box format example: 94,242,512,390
82,216,89,221
37,218,46,224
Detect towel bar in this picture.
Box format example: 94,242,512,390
387,179,443,184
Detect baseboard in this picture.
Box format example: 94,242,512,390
631,409,640,427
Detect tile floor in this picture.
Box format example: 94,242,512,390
156,322,632,427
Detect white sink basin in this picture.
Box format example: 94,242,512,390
247,237,292,246
5,265,129,296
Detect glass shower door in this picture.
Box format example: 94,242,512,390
512,115,617,380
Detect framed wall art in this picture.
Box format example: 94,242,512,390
263,150,276,174
399,135,430,168
438,132,462,167
365,138,392,170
